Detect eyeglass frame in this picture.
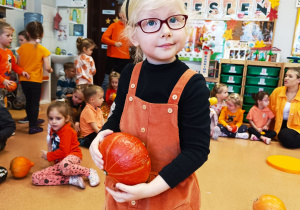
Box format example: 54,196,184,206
135,14,188,34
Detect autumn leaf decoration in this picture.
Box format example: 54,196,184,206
223,29,233,41
226,19,238,30
267,8,278,21
254,40,266,48
269,0,280,9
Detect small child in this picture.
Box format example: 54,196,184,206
18,30,29,45
66,86,86,134
210,83,229,140
17,21,53,134
210,83,228,115
218,93,249,139
246,91,276,145
32,101,99,188
105,71,120,107
75,37,97,86
79,85,104,148
56,62,76,99
0,22,30,107
0,103,16,151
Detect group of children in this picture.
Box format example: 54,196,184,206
209,83,277,144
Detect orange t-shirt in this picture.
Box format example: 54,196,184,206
219,106,245,128
0,48,24,88
17,43,51,83
246,105,274,128
80,103,104,137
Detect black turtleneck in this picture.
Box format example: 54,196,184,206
102,58,210,188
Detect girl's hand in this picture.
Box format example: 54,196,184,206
89,129,113,169
41,150,48,160
262,125,269,131
75,122,80,133
2,79,12,88
114,42,122,48
47,68,53,73
227,125,232,132
256,128,262,133
22,71,30,79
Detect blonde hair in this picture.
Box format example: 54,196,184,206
83,85,104,102
0,22,13,35
122,0,187,63
76,37,97,54
286,67,300,78
210,83,227,97
108,71,120,89
227,93,242,107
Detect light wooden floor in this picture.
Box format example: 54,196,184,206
1,104,300,210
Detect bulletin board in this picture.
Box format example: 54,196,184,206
292,8,300,55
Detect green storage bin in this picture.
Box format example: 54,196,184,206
244,85,276,94
221,64,243,75
247,66,280,77
246,76,278,87
220,74,242,84
206,82,215,91
243,104,252,113
227,84,241,93
244,95,255,104
243,113,249,123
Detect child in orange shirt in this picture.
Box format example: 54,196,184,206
105,71,120,107
75,38,97,85
246,91,276,145
0,22,29,107
32,101,99,188
79,85,104,148
218,93,249,139
17,21,53,134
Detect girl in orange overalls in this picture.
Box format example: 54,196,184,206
89,0,210,209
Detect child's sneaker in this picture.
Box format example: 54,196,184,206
219,132,227,137
18,116,29,124
262,137,271,145
88,169,100,187
250,134,259,141
29,126,43,134
235,132,249,139
69,176,85,189
212,126,221,140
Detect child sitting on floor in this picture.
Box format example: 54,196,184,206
56,62,76,99
218,93,249,139
79,85,104,148
246,91,276,145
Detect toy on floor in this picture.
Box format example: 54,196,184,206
99,132,151,185
266,155,300,174
10,157,34,178
0,166,8,183
253,195,286,210
253,194,286,210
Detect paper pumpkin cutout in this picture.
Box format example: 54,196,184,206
254,40,266,48
267,8,278,21
223,29,233,41
226,19,238,30
269,0,280,9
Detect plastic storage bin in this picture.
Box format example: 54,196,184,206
221,64,243,75
206,82,215,91
244,95,255,104
220,74,243,84
244,85,276,94
227,84,241,93
246,76,278,87
24,13,43,27
247,66,280,77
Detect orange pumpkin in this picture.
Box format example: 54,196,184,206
6,81,17,92
111,93,116,101
99,132,151,185
231,124,237,133
10,157,34,178
253,195,286,210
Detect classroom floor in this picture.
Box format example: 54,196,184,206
1,104,300,210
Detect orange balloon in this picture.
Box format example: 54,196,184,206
6,81,17,92
253,195,286,210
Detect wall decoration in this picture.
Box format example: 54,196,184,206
267,8,278,21
207,0,223,19
192,0,207,19
254,0,271,20
222,0,237,19
237,0,254,20
269,0,280,9
292,9,300,55
56,24,68,41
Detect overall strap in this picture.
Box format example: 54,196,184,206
128,62,143,96
168,69,196,105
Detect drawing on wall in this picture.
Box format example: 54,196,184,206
56,24,68,41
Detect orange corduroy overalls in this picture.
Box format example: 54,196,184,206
104,62,200,209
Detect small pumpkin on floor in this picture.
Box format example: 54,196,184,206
10,157,34,178
99,132,151,185
0,166,8,183
253,194,286,210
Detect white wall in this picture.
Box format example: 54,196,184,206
273,0,298,62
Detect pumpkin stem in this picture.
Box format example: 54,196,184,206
103,170,108,176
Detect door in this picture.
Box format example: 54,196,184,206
87,0,124,86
